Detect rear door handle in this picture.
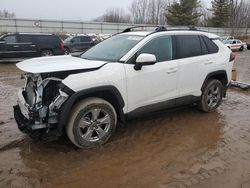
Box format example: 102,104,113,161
204,61,213,65
30,45,36,47
167,68,178,74
13,45,19,48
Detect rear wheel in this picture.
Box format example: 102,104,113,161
41,49,53,57
239,46,244,51
66,98,117,149
198,79,223,112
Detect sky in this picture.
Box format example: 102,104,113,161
0,0,134,21
1,0,211,22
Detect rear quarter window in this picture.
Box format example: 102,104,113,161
35,35,60,44
202,36,219,54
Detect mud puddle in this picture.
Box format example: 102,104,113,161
0,51,250,188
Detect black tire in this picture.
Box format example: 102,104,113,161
239,46,244,51
66,98,117,149
198,79,223,113
64,47,70,55
41,49,53,57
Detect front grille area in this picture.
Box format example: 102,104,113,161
25,78,36,107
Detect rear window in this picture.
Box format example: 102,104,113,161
201,36,219,54
176,35,202,59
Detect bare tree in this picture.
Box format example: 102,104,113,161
148,0,168,25
0,9,15,18
229,0,250,35
94,8,131,23
129,0,149,24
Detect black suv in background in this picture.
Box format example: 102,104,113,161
63,35,96,54
0,33,65,58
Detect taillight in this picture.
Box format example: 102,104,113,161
230,52,236,62
60,40,64,49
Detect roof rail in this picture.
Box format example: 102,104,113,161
121,25,167,33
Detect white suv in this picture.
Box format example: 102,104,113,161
14,27,235,148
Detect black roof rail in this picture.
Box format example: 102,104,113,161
121,25,167,33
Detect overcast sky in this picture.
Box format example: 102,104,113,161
1,0,211,21
1,0,134,21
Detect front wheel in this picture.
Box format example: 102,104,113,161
239,46,244,51
198,79,223,112
66,98,117,149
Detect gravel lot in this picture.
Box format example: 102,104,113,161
0,51,250,188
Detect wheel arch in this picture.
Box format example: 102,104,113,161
201,70,229,96
57,85,125,136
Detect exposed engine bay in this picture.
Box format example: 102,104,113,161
14,72,71,139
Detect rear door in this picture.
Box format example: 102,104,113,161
17,35,37,57
176,35,211,100
80,36,94,51
0,35,20,58
176,35,219,101
71,37,82,52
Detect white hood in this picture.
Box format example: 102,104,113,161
16,55,106,73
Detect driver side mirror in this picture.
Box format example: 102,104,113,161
134,53,157,71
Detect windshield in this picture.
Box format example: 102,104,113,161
81,34,144,62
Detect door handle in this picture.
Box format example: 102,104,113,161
166,68,178,74
13,45,19,48
204,61,213,65
30,45,36,47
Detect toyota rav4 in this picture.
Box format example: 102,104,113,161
13,27,235,148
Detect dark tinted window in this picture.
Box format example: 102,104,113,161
136,36,173,62
200,36,209,55
19,35,33,43
202,36,219,54
72,37,81,43
36,35,59,44
3,35,17,43
176,35,201,58
81,36,92,42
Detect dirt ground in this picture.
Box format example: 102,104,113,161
0,50,250,188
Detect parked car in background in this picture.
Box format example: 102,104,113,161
0,33,65,58
223,39,247,51
63,35,96,54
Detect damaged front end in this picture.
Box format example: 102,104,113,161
14,73,71,140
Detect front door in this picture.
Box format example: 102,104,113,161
0,35,20,58
124,35,178,113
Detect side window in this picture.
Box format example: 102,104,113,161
72,37,81,43
202,36,219,54
36,36,51,43
19,35,33,43
129,36,173,63
81,36,92,42
3,35,17,43
176,35,202,59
